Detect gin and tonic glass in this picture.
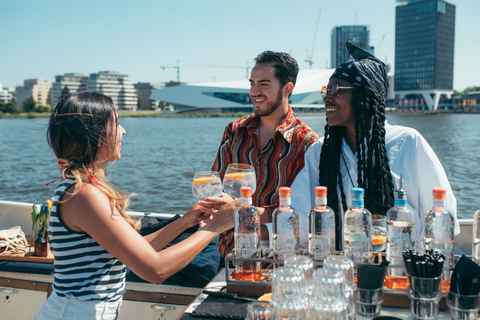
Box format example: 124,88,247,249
223,163,256,199
192,171,222,200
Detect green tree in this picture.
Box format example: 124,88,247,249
60,86,71,98
23,96,36,112
0,101,21,114
462,86,480,94
36,104,51,113
6,102,21,113
136,89,144,109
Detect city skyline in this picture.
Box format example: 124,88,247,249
1,0,478,92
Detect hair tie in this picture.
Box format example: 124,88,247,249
57,158,69,174
54,158,99,185
85,171,99,185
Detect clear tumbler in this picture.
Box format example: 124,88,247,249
407,275,442,320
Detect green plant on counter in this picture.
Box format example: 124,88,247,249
29,199,53,252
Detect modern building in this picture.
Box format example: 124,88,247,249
134,82,166,110
331,25,374,68
15,79,52,107
86,71,137,110
0,83,14,103
52,73,88,106
150,69,335,113
395,0,455,110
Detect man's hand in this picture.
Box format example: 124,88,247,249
197,192,235,214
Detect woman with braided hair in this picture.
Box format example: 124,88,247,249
291,42,459,250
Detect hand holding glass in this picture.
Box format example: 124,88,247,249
223,163,256,199
192,171,222,200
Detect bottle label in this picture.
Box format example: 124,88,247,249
241,198,252,206
352,199,364,208
235,233,259,258
309,236,334,260
315,197,327,207
394,199,407,207
280,197,291,207
433,199,445,208
274,238,297,255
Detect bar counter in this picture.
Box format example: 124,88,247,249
177,269,453,319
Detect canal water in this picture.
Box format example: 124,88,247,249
1,112,478,219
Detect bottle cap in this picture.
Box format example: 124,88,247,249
278,187,291,199
432,188,446,200
240,186,252,198
394,189,407,198
351,187,364,199
315,186,327,198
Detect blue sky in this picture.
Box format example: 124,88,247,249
1,0,478,91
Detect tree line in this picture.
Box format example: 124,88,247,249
0,86,70,114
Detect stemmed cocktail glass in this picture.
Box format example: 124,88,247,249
192,171,222,200
223,163,256,199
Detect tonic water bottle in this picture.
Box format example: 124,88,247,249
344,188,372,264
473,210,480,265
386,189,415,277
234,186,261,281
424,188,455,280
308,186,335,261
273,187,300,261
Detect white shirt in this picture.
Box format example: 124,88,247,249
291,121,459,248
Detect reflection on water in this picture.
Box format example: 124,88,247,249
1,113,478,219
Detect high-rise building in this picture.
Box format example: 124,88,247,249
86,71,137,110
15,79,52,107
134,82,166,110
395,0,455,110
331,25,374,68
52,73,88,106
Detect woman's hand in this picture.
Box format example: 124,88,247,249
202,199,240,233
181,202,214,229
197,192,234,215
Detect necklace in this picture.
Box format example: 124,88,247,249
340,151,355,187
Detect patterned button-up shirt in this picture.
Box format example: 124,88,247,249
212,106,319,258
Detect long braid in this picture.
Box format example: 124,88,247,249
374,94,394,213
319,125,346,250
351,86,394,216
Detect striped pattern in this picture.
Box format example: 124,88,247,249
48,179,126,301
213,107,319,258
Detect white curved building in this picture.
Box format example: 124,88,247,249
150,69,335,113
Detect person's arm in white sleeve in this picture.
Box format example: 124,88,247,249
291,141,322,249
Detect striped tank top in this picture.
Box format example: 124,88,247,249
48,179,126,301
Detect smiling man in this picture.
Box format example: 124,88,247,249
204,51,319,259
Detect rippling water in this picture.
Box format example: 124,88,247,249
1,113,478,219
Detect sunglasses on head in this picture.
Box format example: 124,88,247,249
321,83,354,99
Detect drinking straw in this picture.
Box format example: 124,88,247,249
402,250,445,278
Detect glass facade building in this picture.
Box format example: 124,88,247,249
331,25,373,68
395,0,455,91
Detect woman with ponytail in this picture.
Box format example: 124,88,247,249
36,92,234,319
291,42,459,250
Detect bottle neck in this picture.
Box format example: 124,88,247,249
241,197,252,206
315,196,327,207
394,198,407,208
352,198,364,208
279,197,291,208
433,198,445,209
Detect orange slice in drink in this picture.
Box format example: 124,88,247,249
372,235,387,245
193,177,216,184
224,172,246,180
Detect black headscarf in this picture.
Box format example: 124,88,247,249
330,42,388,102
